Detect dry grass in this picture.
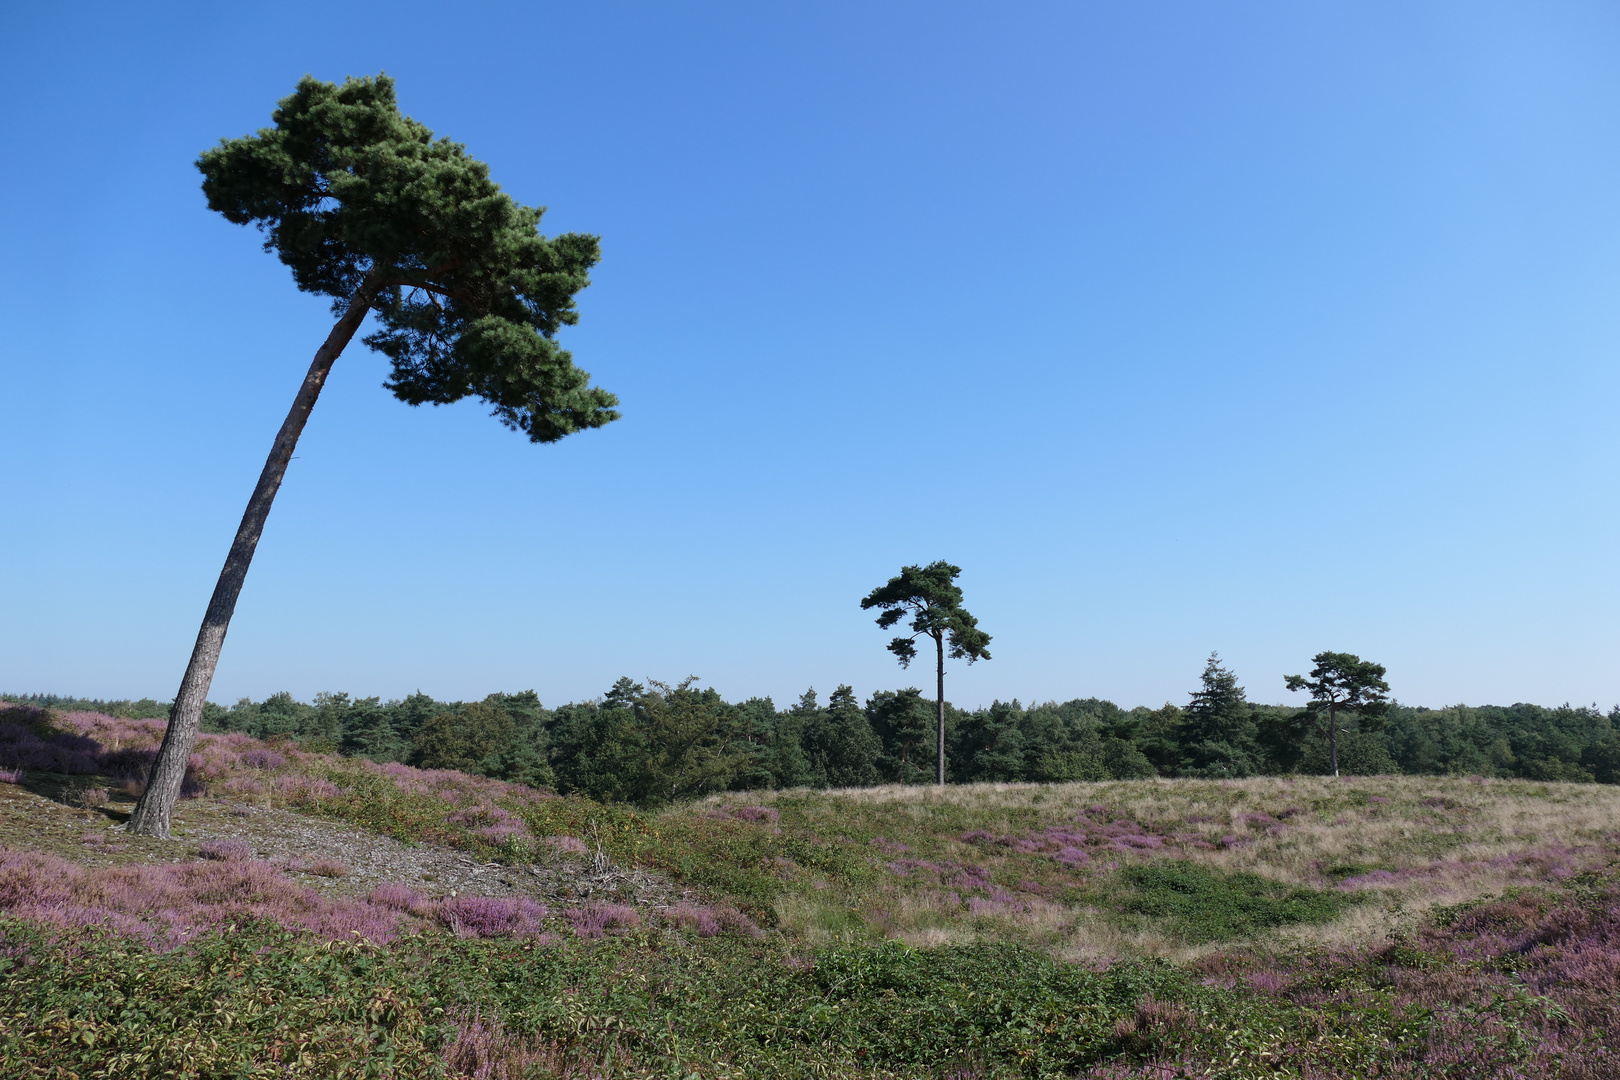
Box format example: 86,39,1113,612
705,775,1620,958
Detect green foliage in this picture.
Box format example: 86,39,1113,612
547,680,654,804
1180,652,1262,778
796,686,882,788
410,699,516,774
0,693,173,720
199,73,617,442
1113,861,1361,943
1285,651,1392,776
34,650,1620,806
1298,726,1400,776
867,688,935,783
0,921,442,1078
637,678,751,805
860,561,992,670
0,897,1535,1079
954,699,1029,782
1284,652,1393,724
545,678,748,807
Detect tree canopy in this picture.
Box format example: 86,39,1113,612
1285,651,1391,777
199,73,618,441
860,561,992,671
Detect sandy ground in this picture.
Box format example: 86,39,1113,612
0,777,699,913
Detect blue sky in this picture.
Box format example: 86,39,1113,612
2,1,1617,712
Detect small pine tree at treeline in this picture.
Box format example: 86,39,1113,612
19,654,1617,808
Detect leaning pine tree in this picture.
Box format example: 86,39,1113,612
127,75,618,837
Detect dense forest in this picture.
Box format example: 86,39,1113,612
9,658,1618,806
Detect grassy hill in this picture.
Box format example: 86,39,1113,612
1,701,1617,1077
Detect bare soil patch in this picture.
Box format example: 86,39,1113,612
0,776,696,913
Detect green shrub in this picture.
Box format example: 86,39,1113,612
1115,860,1360,943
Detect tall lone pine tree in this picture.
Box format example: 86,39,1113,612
861,562,991,785
1284,651,1391,778
127,75,618,837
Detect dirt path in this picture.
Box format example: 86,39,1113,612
0,779,697,912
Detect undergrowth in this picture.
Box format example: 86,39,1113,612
3,704,1619,1076
1108,862,1361,944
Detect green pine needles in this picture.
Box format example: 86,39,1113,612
129,73,616,838
199,73,618,441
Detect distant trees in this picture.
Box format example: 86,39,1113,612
861,562,991,785
409,692,553,788
412,700,516,774
867,689,935,784
129,74,617,838
1284,652,1391,777
796,686,882,788
1180,653,1261,778
546,679,747,807
140,652,1620,799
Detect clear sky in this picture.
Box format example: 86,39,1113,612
2,1,1617,713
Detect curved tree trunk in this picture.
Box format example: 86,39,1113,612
126,283,378,838
935,631,946,786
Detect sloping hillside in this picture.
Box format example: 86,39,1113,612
1,701,1617,1078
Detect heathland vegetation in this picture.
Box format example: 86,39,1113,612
0,697,1617,1077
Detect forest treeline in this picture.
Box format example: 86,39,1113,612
10,661,1618,807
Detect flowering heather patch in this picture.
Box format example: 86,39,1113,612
218,775,266,796
0,767,22,784
1335,844,1596,890
197,839,253,862
0,704,616,867
449,803,533,847
0,704,263,796
0,846,412,948
0,719,98,775
438,896,549,939
272,774,344,804
307,859,351,878
958,812,1177,865
239,749,286,770
665,902,721,936
367,884,434,915
565,902,640,939
1140,876,1620,1078
664,902,762,938
966,887,1030,917
363,759,533,805
472,822,530,845
887,857,991,887
0,844,580,952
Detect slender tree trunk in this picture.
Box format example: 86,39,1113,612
1328,703,1339,778
935,631,946,786
125,282,379,838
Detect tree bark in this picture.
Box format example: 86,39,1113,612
1328,703,1339,778
935,630,946,786
125,281,379,838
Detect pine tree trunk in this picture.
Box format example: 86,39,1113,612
935,631,946,786
1329,703,1339,778
125,283,378,838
